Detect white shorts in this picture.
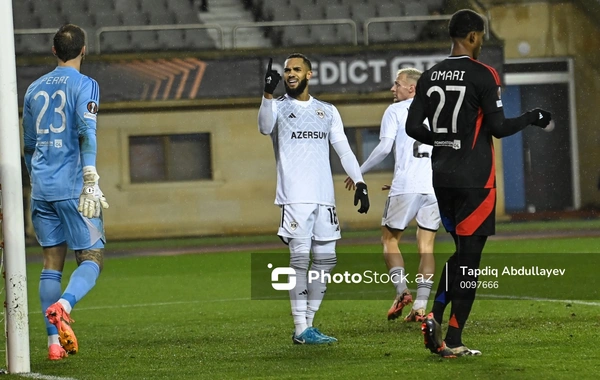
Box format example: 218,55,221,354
278,203,341,242
382,194,440,231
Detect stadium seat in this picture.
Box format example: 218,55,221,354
367,22,389,44
404,2,429,16
325,5,351,20
94,11,122,28
58,0,88,14
272,5,298,22
423,0,446,12
378,3,404,17
281,26,312,47
183,29,217,50
113,0,140,13
336,24,355,44
157,29,186,50
298,7,324,21
14,11,40,29
16,34,52,55
390,21,419,42
310,24,338,45
140,0,167,13
350,3,377,35
167,0,196,13
315,0,339,8
39,11,68,29
63,11,94,29
174,11,199,24
148,10,177,25
122,12,149,26
99,31,131,53
130,30,159,51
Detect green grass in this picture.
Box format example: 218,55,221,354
6,222,600,379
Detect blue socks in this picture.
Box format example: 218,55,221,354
62,261,100,309
40,270,62,335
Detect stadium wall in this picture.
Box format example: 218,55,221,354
98,103,397,239
481,0,600,209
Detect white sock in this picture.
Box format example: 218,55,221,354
58,298,72,314
413,279,433,310
389,266,407,295
289,238,311,336
48,334,60,347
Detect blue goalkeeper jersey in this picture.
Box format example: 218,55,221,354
23,66,100,201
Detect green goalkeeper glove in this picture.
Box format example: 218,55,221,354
78,166,109,218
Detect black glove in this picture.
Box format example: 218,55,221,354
354,182,370,214
264,58,281,95
529,109,552,128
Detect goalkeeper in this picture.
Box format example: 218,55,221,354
23,24,109,361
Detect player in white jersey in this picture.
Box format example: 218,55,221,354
23,24,108,360
346,68,440,322
258,53,370,345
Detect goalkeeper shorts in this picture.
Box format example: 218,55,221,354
31,198,106,250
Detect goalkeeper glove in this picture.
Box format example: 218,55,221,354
264,58,281,95
78,166,109,219
354,182,370,214
528,109,552,128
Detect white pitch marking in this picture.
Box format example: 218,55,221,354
21,373,78,380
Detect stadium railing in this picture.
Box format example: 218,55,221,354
96,24,225,53
231,19,358,49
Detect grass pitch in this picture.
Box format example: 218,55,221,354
4,222,600,379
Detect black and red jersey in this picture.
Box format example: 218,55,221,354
408,55,503,189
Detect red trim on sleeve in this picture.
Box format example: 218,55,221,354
485,143,495,188
456,188,496,236
472,108,484,149
470,58,501,85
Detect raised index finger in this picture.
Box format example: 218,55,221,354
267,58,273,72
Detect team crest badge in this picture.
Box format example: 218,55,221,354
290,221,298,230
316,109,325,119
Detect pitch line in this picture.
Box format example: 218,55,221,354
24,293,600,316
21,373,78,380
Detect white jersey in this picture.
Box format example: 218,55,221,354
264,94,347,205
381,98,434,196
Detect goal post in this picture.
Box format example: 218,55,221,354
0,0,31,374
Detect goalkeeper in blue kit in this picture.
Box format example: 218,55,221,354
22,24,109,361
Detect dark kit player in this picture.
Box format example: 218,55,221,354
406,9,552,358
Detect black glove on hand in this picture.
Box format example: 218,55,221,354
354,182,370,214
529,109,552,128
264,58,281,95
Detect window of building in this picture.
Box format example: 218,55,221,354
129,133,212,183
330,127,394,174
